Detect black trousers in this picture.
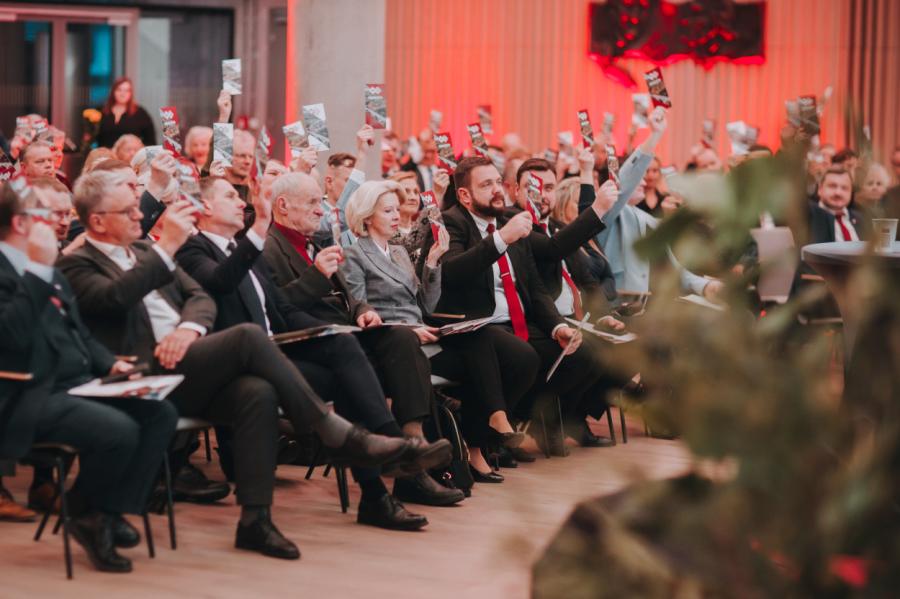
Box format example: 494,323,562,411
33,393,177,515
511,323,601,422
284,333,395,432
561,335,630,424
285,334,397,485
166,323,330,506
430,326,539,447
356,326,432,425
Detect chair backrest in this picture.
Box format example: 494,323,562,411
751,226,798,304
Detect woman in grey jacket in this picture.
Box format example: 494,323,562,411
342,181,538,483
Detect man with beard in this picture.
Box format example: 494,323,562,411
425,156,599,456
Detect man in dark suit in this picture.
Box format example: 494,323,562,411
0,181,177,573
807,167,867,244
263,172,438,443
58,169,431,560
175,176,458,528
423,156,600,456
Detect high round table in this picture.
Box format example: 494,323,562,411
801,241,900,359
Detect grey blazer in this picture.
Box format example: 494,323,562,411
340,236,441,324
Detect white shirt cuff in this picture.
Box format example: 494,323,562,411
245,229,265,251
25,262,54,283
550,323,566,339
177,322,207,337
151,244,176,271
491,231,508,254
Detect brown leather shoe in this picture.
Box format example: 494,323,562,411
0,495,38,522
28,482,61,514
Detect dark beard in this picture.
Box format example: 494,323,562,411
471,194,506,219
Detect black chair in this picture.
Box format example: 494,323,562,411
304,441,351,513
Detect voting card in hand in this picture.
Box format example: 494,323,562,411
213,123,234,167
302,103,331,151
222,58,242,95
365,83,388,129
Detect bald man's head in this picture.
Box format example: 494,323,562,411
271,172,324,236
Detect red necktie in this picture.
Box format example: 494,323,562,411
835,213,852,241
561,267,584,319
487,223,528,341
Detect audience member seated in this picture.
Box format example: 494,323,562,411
341,180,537,481
635,157,669,217
112,134,144,166
313,125,375,247
0,181,177,572
423,156,606,457
175,176,457,525
184,126,213,169
264,172,449,451
19,142,57,181
57,170,425,560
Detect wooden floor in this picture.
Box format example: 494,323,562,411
2,416,691,598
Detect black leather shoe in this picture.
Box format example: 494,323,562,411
235,515,300,560
497,447,518,469
567,421,615,448
510,447,537,463
393,473,465,506
173,464,231,504
381,438,453,477
469,464,504,483
112,515,140,549
488,428,526,449
328,425,409,469
70,512,133,573
357,494,428,531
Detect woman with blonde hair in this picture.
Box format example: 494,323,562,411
342,181,537,484
112,133,143,165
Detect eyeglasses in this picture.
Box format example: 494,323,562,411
94,204,141,217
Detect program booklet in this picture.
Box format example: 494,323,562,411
212,123,233,166
577,109,595,148
222,58,242,95
434,132,458,171
302,103,331,151
477,105,493,134
644,67,672,108
365,83,388,129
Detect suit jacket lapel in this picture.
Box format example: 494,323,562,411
359,238,415,294
271,226,309,277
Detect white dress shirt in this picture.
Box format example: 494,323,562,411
818,201,860,242
470,212,516,324
540,217,575,317
201,229,273,335
86,237,206,342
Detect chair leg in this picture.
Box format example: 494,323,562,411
163,453,177,550
34,494,57,541
605,407,617,444
56,456,73,580
143,513,155,558
620,406,628,443
555,398,566,454
335,466,349,514
203,429,212,462
323,464,333,478
305,440,323,480
538,414,551,459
